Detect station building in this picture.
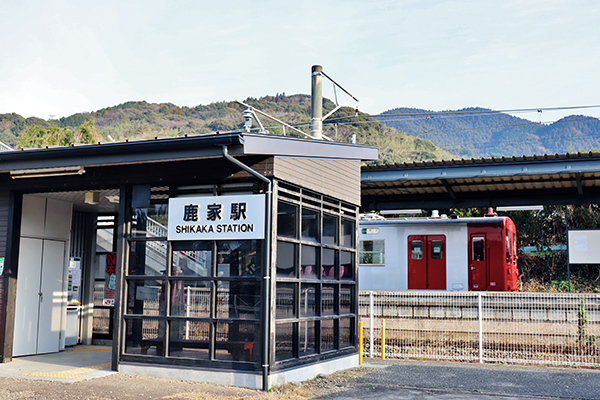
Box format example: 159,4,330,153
0,132,377,389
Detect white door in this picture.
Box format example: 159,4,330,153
37,240,66,354
13,238,66,356
13,238,43,356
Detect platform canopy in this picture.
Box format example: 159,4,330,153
361,152,600,211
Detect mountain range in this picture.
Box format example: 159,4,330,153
0,95,452,165
377,107,600,158
2,96,599,164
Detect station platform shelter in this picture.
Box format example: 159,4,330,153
0,132,377,389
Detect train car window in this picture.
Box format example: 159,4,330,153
431,240,444,260
411,240,423,260
359,240,385,265
472,237,485,261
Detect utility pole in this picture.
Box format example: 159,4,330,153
310,65,323,139
309,65,359,141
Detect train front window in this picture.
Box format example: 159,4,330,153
411,241,423,260
473,237,485,261
512,232,517,265
506,230,510,263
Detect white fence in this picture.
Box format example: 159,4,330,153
129,286,259,341
359,291,600,367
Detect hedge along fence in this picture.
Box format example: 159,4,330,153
518,252,600,292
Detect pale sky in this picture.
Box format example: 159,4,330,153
1,0,599,123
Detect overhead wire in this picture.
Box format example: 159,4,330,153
258,104,600,152
365,104,600,119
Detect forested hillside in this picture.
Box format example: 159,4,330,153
0,95,452,165
378,107,600,158
6,98,598,163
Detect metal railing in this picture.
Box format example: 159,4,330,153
359,291,600,367
134,287,259,340
0,140,13,151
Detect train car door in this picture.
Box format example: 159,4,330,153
469,234,487,290
408,235,446,290
408,235,426,289
427,236,446,289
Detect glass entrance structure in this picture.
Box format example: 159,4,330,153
0,132,377,389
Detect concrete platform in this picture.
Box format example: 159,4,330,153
317,359,600,399
0,345,115,382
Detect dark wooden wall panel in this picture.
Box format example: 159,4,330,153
273,158,361,205
0,191,8,258
228,157,275,180
0,191,9,361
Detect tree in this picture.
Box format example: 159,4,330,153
76,120,103,144
17,121,102,149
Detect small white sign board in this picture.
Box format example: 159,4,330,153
168,194,265,241
568,230,600,264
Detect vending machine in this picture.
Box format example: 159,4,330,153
66,257,82,346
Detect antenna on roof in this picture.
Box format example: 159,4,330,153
242,107,268,134
235,100,332,141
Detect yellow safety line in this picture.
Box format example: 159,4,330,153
23,363,111,380
65,347,112,353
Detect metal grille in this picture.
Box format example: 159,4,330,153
93,308,111,335
137,287,259,340
360,291,600,367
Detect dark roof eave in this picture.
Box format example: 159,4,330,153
0,133,244,171
0,132,379,173
361,155,600,183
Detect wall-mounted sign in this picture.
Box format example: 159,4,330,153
361,228,379,234
104,253,116,306
0,257,4,276
568,229,600,264
168,194,265,241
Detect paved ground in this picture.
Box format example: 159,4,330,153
318,359,600,400
1,348,600,399
0,345,115,382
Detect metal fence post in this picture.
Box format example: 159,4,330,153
359,321,364,365
478,292,483,363
381,318,386,360
185,286,191,340
369,291,374,357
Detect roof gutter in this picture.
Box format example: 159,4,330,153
0,133,244,164
0,134,245,173
221,145,272,391
361,158,600,183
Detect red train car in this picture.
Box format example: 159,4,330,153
358,214,519,292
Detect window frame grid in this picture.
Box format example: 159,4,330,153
274,185,359,364
122,185,264,367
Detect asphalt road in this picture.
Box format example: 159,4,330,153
317,359,600,400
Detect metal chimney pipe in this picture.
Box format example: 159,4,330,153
310,65,323,139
